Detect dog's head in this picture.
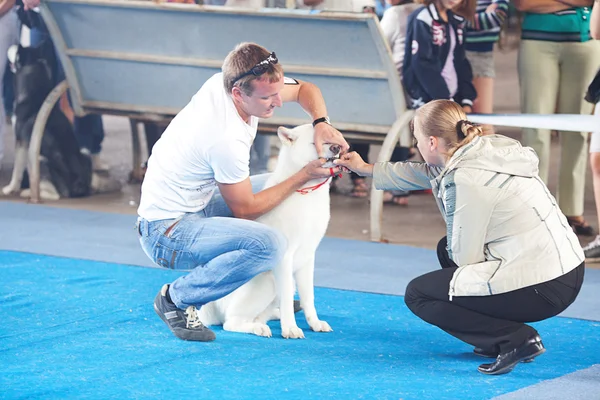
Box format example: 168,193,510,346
275,124,341,176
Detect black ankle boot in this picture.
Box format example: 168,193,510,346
477,335,545,375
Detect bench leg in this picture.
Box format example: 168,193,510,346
129,119,144,183
28,80,69,203
369,110,415,242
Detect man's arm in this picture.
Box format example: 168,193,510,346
512,0,571,13
217,158,337,220
280,80,349,156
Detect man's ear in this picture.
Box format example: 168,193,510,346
277,126,297,146
231,86,244,102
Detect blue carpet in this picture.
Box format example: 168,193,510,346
2,251,600,400
2,202,599,321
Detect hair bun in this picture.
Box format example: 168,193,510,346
456,119,481,140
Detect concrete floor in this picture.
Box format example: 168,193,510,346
1,44,599,262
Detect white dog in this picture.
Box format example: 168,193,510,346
198,124,340,339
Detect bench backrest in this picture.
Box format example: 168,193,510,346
40,0,408,137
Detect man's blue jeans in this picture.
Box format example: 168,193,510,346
138,174,287,309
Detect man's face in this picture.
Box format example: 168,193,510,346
242,77,284,119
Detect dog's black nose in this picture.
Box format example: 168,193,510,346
330,145,341,155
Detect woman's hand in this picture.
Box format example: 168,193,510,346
334,152,374,177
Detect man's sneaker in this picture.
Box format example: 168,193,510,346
153,284,216,342
583,235,600,261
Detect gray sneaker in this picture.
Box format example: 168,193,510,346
583,235,600,261
153,284,216,342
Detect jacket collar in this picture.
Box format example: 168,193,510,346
426,3,465,26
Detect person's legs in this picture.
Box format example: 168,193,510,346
582,104,600,258
0,9,19,166
518,40,560,183
466,50,495,134
140,174,274,304
404,238,584,373
141,214,286,308
556,40,600,233
139,174,283,341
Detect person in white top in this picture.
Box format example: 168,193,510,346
379,0,421,79
139,42,349,342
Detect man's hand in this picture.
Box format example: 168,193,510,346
334,152,374,177
463,105,473,114
23,0,40,10
301,158,343,180
313,123,349,158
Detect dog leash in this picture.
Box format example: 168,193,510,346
296,168,341,195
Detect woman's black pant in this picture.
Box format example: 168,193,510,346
404,237,585,353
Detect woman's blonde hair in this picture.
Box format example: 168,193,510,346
415,0,476,20
222,42,284,96
411,99,483,158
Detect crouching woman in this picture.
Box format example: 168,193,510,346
335,99,585,375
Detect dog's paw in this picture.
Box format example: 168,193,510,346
2,184,18,195
309,319,333,333
281,325,305,339
252,323,272,338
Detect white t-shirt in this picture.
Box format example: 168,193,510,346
138,73,259,221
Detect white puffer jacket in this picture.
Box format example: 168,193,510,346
373,135,584,298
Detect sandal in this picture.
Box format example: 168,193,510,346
383,191,409,206
567,216,596,237
349,178,369,198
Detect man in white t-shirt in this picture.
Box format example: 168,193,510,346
138,42,349,342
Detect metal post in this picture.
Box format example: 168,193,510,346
369,110,415,242
28,80,69,203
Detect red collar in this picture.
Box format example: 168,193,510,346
296,177,331,195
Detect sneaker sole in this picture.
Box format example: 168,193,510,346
153,303,216,342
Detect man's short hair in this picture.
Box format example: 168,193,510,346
222,42,284,96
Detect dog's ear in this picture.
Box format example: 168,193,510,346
277,126,297,146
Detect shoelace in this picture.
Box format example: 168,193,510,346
185,306,205,329
583,235,600,251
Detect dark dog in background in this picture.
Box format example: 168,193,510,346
2,40,118,199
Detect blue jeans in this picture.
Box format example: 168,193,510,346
137,174,287,309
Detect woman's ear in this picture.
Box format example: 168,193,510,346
429,135,438,152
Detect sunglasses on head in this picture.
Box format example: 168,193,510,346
231,52,278,87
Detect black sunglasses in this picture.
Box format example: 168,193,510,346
231,52,278,86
